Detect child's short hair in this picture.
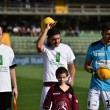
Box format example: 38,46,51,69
56,67,68,78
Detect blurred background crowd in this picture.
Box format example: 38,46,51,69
0,0,110,37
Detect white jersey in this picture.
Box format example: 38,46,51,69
42,43,75,82
0,44,15,92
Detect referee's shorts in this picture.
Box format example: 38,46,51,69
0,92,12,110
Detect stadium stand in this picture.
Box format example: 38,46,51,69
10,31,101,55
10,36,37,54
1,33,11,47
0,1,110,16
55,0,68,14
0,0,109,55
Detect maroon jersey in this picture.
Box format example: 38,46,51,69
43,83,79,110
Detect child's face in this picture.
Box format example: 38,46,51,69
57,73,68,84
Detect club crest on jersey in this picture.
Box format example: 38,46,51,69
57,101,67,110
94,52,105,56
68,93,72,99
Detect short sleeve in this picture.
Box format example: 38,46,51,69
86,45,93,61
67,46,75,64
9,48,17,68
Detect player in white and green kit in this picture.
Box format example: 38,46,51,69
36,23,76,110
0,27,18,110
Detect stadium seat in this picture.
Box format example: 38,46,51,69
55,0,68,14
10,32,101,54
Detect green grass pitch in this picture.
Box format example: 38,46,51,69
15,65,104,110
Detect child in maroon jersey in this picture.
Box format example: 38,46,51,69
42,67,80,110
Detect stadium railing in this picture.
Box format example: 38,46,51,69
0,3,110,15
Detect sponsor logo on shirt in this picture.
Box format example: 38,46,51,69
50,60,64,66
0,55,3,65
97,60,110,68
56,52,60,62
94,52,105,56
53,92,60,95
0,66,8,72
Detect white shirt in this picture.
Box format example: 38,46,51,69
0,44,15,92
42,43,75,82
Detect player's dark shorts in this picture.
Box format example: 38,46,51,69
0,92,12,110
